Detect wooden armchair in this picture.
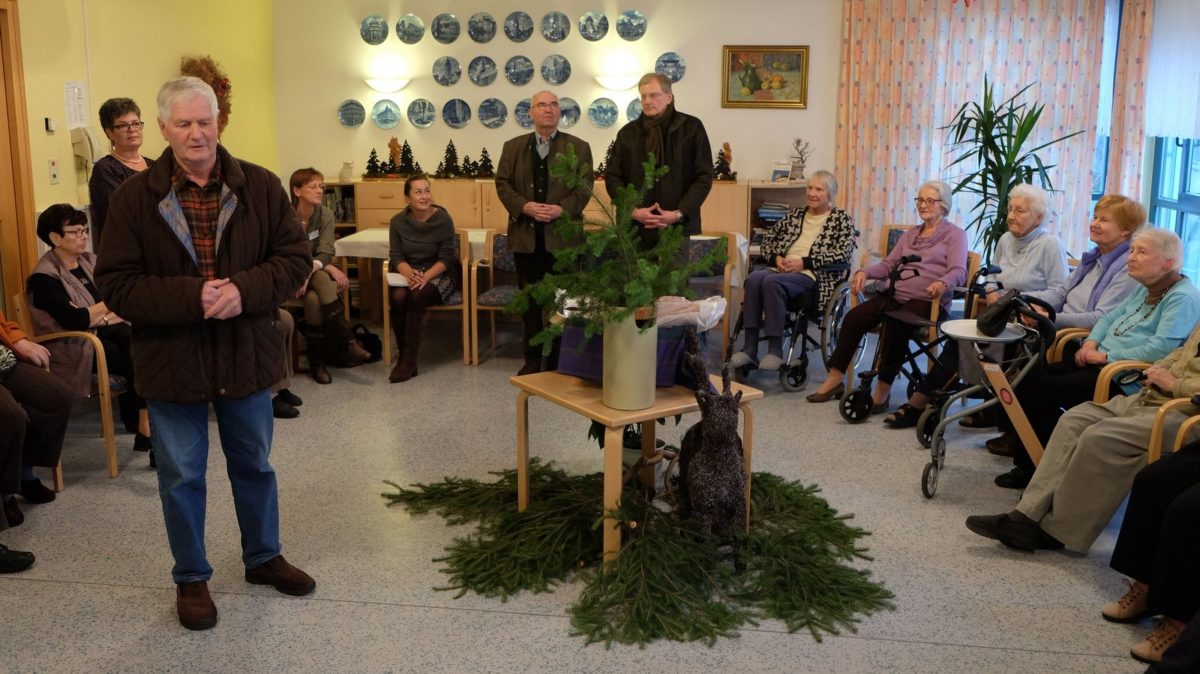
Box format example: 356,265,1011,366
1147,395,1200,464
687,233,737,349
10,293,120,490
470,229,518,366
381,229,471,368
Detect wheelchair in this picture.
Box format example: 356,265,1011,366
726,261,857,392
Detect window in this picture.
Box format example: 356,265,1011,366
1149,137,1200,280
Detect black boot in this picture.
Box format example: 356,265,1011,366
390,311,423,383
323,301,370,367
389,310,408,382
303,325,332,384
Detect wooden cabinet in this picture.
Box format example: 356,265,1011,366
479,180,510,230
354,181,404,230
701,181,750,237
430,178,480,228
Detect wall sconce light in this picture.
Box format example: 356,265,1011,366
365,78,410,93
594,74,639,92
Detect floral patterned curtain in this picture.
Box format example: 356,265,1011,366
1106,0,1154,198
836,0,1106,259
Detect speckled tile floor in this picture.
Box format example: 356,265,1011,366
0,325,1147,673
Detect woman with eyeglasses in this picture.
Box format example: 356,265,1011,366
88,98,154,245
805,180,967,414
27,204,154,466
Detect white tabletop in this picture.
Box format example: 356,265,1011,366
940,318,1026,343
334,227,489,261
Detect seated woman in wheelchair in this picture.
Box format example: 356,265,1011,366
881,183,1068,428
806,180,967,411
729,170,857,371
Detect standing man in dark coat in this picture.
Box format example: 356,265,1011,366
96,77,315,631
495,89,594,375
605,73,713,246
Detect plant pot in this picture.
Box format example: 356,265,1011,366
601,311,657,410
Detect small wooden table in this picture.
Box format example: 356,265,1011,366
511,371,763,562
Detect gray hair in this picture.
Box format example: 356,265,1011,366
1132,227,1184,273
808,170,839,202
918,179,953,216
157,76,218,121
638,72,672,94
1008,183,1050,219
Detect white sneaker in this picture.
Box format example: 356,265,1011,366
729,352,756,368
758,354,784,371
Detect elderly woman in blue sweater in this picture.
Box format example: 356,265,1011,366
883,183,1067,427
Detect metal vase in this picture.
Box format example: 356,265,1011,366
601,312,656,410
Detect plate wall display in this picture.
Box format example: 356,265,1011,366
337,100,366,128
540,54,571,85
442,99,471,129
431,13,460,44
505,55,534,85
615,10,647,41
626,98,643,121
504,11,533,42
578,11,609,41
655,52,686,82
467,12,497,43
540,11,570,42
468,56,498,86
433,56,462,86
587,97,618,128
407,99,436,128
558,97,581,128
478,98,508,129
514,99,533,128
371,99,401,129
395,14,424,44
360,15,388,45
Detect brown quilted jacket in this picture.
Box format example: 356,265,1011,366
95,146,311,404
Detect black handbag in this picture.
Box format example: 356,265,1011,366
350,324,383,363
976,289,1019,337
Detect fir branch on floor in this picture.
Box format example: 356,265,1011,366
382,460,894,646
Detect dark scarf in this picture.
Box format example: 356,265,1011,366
640,102,676,167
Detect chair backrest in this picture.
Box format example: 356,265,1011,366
687,235,728,278
492,233,517,273
879,224,915,257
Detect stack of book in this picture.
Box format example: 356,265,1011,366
756,202,791,223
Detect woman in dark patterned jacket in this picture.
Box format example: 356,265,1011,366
730,170,858,371
87,98,153,245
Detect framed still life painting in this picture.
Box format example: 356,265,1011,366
722,45,809,109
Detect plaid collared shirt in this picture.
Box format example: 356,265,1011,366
172,161,223,281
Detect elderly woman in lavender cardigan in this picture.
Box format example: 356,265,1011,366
806,180,967,411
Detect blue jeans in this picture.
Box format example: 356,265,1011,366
148,388,280,583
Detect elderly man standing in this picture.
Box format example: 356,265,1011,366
495,89,593,375
605,73,712,246
96,77,315,631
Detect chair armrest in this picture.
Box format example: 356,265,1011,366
1049,328,1090,363
1095,360,1153,403
1148,398,1199,464
29,330,111,396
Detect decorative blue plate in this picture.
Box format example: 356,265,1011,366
615,10,647,41
514,99,533,129
505,56,534,86
360,15,388,45
478,98,508,129
540,54,571,85
442,99,471,129
541,11,570,42
337,100,366,128
407,99,436,129
371,99,401,130
431,13,460,44
655,52,686,83
468,12,496,43
578,11,608,41
558,97,581,128
626,99,643,122
468,56,497,86
504,11,534,42
587,98,618,128
433,56,462,86
395,14,424,44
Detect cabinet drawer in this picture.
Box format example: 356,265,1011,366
357,208,397,230
355,182,405,209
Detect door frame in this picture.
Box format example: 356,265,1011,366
0,0,37,315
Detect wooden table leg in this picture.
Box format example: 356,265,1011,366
741,402,754,532
603,424,624,563
516,391,531,511
639,420,657,489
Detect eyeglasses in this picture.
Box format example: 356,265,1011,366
61,227,90,238
914,197,942,207
111,121,145,132
532,102,560,110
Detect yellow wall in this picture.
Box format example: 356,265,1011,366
19,0,278,210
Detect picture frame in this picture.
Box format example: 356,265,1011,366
770,160,793,184
722,45,809,109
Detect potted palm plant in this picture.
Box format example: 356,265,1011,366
943,75,1084,262
509,145,724,410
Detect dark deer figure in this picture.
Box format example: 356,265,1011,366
677,329,745,542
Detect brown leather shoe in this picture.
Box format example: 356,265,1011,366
1103,580,1153,623
342,340,372,367
805,383,845,403
986,432,1019,457
310,362,332,385
176,581,217,630
245,555,316,596
1131,617,1185,664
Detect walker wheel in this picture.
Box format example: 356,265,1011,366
916,407,939,449
779,356,809,392
839,389,873,424
921,461,939,498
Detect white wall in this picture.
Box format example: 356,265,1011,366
272,0,842,184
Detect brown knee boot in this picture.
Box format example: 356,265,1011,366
322,301,370,367
388,310,408,382
390,311,424,383
304,325,332,384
